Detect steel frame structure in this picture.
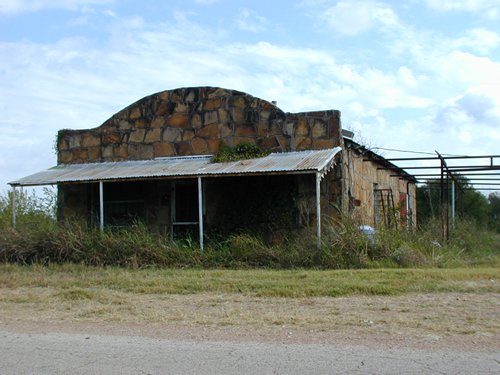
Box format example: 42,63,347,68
377,153,500,242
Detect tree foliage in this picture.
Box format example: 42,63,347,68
0,187,56,227
416,177,496,230
488,192,500,233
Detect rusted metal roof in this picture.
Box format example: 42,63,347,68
9,147,342,187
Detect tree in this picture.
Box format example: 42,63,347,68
0,187,56,229
416,180,440,224
416,177,489,225
488,192,500,233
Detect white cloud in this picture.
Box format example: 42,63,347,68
456,91,499,123
425,0,498,11
220,41,433,113
236,8,268,33
437,52,500,87
425,0,500,18
330,65,432,110
453,29,500,54
392,25,500,91
0,0,114,14
426,88,500,154
319,0,400,36
397,66,419,88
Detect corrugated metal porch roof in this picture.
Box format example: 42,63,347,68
9,147,342,187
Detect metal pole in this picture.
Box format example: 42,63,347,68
406,181,411,230
451,180,455,229
198,177,204,251
170,183,176,241
99,181,104,232
11,186,16,229
445,172,450,241
440,159,445,242
461,187,465,219
316,173,321,250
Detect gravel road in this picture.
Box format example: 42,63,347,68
1,329,499,375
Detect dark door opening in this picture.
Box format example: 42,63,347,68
172,180,199,239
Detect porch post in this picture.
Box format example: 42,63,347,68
11,186,16,229
99,181,104,232
198,176,204,251
316,172,321,250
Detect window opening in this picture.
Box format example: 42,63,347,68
102,181,146,228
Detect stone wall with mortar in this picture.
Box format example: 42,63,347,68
344,144,417,228
57,87,342,164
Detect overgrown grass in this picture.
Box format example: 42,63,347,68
1,263,498,297
1,217,499,269
1,189,499,269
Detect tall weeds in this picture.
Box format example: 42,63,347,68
0,191,498,269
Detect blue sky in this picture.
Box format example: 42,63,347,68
1,0,499,191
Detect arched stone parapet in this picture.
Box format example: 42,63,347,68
57,87,342,164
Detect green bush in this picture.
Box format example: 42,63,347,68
211,142,270,163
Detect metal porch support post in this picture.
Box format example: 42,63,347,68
406,181,410,230
316,172,321,250
406,181,413,231
198,176,204,251
445,172,450,241
99,181,104,232
11,186,16,229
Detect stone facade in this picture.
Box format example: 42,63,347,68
57,87,342,164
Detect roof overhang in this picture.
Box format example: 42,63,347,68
9,147,342,187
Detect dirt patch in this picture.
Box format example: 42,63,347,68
1,290,498,351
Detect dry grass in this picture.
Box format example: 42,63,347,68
1,287,498,341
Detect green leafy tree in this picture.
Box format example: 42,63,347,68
488,192,500,232
0,187,56,229
416,177,489,225
416,180,440,224
462,187,489,225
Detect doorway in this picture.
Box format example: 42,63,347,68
171,179,199,239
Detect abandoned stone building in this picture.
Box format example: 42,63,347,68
10,87,416,247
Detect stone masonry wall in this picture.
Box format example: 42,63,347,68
57,87,342,164
345,146,417,228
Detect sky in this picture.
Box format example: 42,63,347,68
1,0,499,193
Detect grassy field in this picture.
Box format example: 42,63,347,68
1,264,498,297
